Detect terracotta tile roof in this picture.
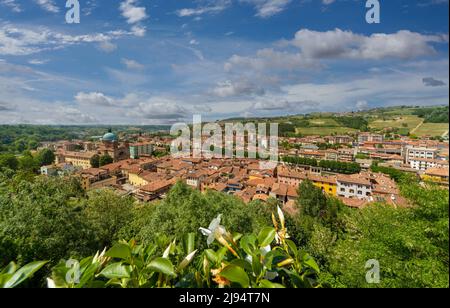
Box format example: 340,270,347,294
338,197,367,208
337,174,371,186
425,167,450,177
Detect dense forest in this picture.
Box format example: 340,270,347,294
0,164,448,288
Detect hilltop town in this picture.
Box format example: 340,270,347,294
37,113,449,213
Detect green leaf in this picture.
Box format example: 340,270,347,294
257,227,276,248
205,249,218,264
230,259,253,272
0,262,17,275
259,279,285,288
76,263,101,288
285,239,298,257
220,265,250,288
105,243,131,260
183,233,196,255
99,262,131,279
240,234,257,256
251,254,262,277
148,257,177,277
3,261,48,288
303,254,320,273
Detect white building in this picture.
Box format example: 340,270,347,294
409,158,449,171
337,174,372,200
405,146,438,163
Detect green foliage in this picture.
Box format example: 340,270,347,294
0,176,97,267
90,154,100,168
314,181,449,288
119,182,265,248
282,156,318,167
319,160,361,174
0,154,19,170
99,154,113,167
83,190,135,249
413,106,449,123
35,149,55,166
370,163,414,183
18,151,39,173
0,261,48,288
335,116,368,131
47,210,320,288
283,156,361,174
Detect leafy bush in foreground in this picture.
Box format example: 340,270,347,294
46,208,320,288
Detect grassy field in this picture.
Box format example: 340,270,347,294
368,115,423,130
296,126,357,136
308,118,340,127
414,123,449,137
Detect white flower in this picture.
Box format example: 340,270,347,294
199,214,227,246
47,278,56,288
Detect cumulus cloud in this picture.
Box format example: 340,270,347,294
132,100,189,120
225,48,316,72
75,92,115,106
291,28,445,60
423,77,446,87
120,0,148,24
212,80,265,97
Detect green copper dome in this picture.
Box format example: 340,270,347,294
102,132,118,142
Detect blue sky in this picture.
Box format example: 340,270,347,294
0,0,448,124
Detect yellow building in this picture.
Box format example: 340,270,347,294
58,151,95,169
309,174,338,196
128,171,150,187
421,167,449,186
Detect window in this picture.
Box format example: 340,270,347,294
340,188,345,192
358,191,363,195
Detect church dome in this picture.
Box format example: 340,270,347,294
102,132,118,142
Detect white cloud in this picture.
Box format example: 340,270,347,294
75,92,115,106
225,48,317,72
240,0,291,18
120,0,148,24
1,0,22,12
292,28,446,60
34,0,59,13
0,23,140,56
212,80,265,97
97,41,117,53
176,0,231,17
121,58,145,70
131,25,146,37
28,59,49,65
